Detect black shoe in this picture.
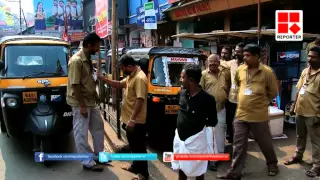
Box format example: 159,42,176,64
208,161,218,171
83,164,104,172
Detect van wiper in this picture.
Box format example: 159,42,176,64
22,71,61,80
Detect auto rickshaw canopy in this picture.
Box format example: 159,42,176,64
0,35,68,45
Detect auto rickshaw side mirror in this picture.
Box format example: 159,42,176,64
0,61,4,71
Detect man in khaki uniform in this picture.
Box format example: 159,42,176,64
67,33,105,172
98,55,149,180
225,42,245,143
200,54,231,171
284,46,320,178
217,44,279,179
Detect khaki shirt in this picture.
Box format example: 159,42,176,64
235,63,278,122
226,59,244,104
200,66,231,111
294,67,320,117
120,68,148,124
67,50,97,107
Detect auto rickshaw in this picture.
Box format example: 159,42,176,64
121,47,206,150
0,35,73,153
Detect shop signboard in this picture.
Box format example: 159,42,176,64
144,2,157,30
137,0,168,27
277,51,300,62
95,0,108,38
33,0,83,33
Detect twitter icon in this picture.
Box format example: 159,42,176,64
99,152,109,163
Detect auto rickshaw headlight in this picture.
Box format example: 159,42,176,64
6,98,17,107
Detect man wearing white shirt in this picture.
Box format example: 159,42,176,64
58,0,65,32
71,1,83,29
53,0,59,30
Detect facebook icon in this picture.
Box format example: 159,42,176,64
34,152,44,162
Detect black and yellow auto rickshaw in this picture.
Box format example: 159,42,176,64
122,47,206,150
0,35,73,153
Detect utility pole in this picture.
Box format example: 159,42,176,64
111,0,117,80
111,0,121,138
257,0,261,46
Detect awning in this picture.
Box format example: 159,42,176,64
172,29,320,41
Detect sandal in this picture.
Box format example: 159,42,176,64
284,156,302,165
121,164,139,174
132,173,149,180
306,167,320,177
267,165,279,176
83,164,104,172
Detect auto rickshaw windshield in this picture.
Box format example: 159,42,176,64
4,45,68,78
151,56,199,87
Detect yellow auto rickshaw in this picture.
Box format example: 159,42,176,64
117,47,207,150
0,35,73,155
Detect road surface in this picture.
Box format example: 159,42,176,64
0,132,133,180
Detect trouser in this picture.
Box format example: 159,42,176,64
72,106,104,167
226,101,237,141
229,119,278,176
295,115,320,168
214,108,227,154
126,123,149,177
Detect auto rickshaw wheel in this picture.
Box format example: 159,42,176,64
0,121,6,133
40,138,53,167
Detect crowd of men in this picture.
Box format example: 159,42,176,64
66,32,320,180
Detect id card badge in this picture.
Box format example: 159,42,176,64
244,88,252,96
299,86,306,95
232,84,236,89
92,73,97,81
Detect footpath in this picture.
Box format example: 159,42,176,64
101,115,319,180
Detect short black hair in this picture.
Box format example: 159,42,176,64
236,42,245,48
309,46,320,56
183,64,202,84
314,38,320,45
119,55,137,66
243,43,260,56
222,46,231,53
83,32,101,48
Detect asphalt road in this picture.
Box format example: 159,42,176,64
0,132,133,180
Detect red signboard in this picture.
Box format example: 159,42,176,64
95,0,108,38
174,1,211,18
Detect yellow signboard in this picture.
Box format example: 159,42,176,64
23,92,38,104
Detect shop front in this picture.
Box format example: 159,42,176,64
172,29,320,131
127,0,171,47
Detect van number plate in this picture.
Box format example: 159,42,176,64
165,105,179,114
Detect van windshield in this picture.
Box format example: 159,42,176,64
151,57,199,87
4,45,69,78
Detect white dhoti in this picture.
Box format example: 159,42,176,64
171,126,214,177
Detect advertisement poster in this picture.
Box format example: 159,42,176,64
144,2,157,30
33,0,83,33
95,0,108,38
0,5,13,27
